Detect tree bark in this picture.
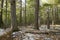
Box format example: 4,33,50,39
55,6,58,24
5,0,8,26
47,7,50,29
19,0,22,26
52,6,55,25
0,0,4,28
10,0,19,31
24,0,27,27
35,0,39,30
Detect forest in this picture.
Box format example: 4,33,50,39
0,0,60,40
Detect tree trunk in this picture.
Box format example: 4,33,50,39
55,6,58,24
10,0,19,31
35,0,39,30
0,0,4,28
56,7,59,24
52,6,55,25
24,0,27,27
47,7,50,29
5,0,8,26
19,0,22,26
55,7,57,24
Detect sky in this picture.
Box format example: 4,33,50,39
22,0,25,3
41,0,48,3
22,0,48,3
22,0,48,5
22,0,56,6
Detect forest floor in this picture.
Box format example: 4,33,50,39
0,25,60,40
13,28,60,40
12,25,60,40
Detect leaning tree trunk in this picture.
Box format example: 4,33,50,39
0,0,4,28
10,0,19,31
35,0,39,30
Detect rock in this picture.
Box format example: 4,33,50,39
0,29,5,36
0,28,12,40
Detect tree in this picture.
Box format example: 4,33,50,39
42,4,51,29
52,6,55,25
19,0,22,26
0,0,4,28
47,7,50,29
55,6,59,24
10,0,19,31
24,0,27,27
5,0,8,26
35,0,39,30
